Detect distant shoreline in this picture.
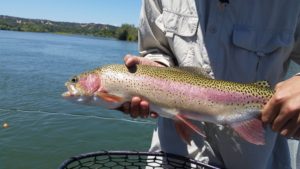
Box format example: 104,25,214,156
0,29,139,44
0,15,138,41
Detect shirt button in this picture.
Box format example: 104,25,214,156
208,26,217,34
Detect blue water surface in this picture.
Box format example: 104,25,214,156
0,30,155,169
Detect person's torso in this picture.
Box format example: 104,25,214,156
154,0,300,86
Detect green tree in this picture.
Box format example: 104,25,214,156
115,24,138,41
0,16,138,41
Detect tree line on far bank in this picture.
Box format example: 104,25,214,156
115,24,138,41
0,15,138,41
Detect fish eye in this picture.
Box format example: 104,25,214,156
71,76,78,83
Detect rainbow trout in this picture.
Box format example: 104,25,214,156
62,64,274,145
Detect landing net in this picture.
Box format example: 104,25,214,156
59,151,219,169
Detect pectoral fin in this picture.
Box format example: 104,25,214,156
96,92,123,103
231,118,265,145
174,114,206,145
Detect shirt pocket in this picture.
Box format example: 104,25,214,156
232,25,293,78
155,9,200,66
232,25,292,57
155,9,198,37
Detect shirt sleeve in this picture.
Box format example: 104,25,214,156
138,0,175,67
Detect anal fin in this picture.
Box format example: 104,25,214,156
231,118,265,145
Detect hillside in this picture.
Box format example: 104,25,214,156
0,15,138,41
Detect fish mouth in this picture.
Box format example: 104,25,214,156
62,82,99,106
62,82,80,98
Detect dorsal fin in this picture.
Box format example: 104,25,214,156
252,81,270,88
176,67,212,78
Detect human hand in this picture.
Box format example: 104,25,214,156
124,54,166,67
117,54,164,118
262,75,300,139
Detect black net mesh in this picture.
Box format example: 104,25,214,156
59,151,219,169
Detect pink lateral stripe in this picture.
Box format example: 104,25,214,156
134,75,266,105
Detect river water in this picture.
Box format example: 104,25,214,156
0,30,299,169
0,30,155,169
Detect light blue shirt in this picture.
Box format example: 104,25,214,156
139,0,300,169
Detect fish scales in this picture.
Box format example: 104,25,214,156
97,65,271,121
100,64,272,98
63,64,274,145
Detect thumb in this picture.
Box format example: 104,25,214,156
124,54,141,67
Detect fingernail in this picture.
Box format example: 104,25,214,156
260,114,266,122
281,129,288,136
